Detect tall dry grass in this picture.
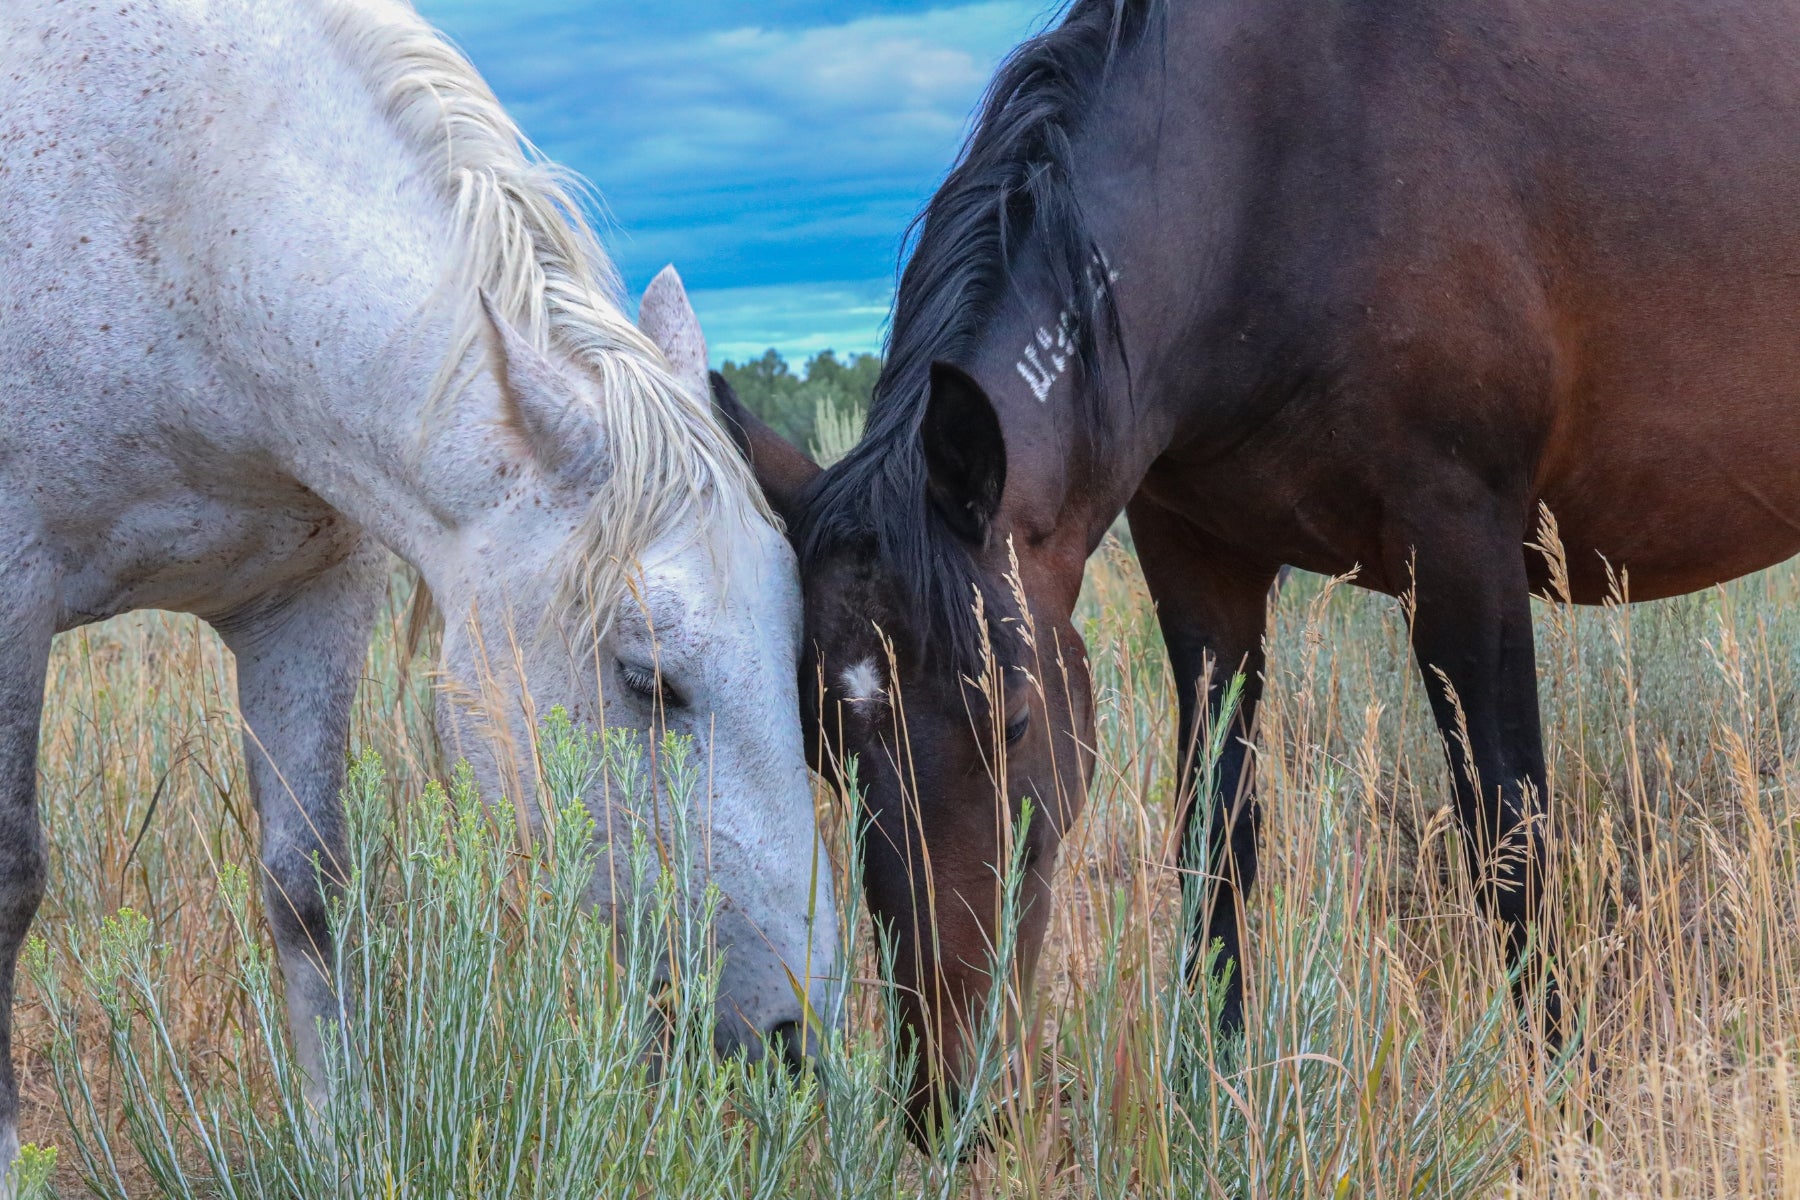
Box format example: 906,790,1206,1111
17,529,1800,1196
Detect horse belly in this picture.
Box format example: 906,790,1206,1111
1535,402,1800,605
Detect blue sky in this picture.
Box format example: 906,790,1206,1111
414,1,1052,364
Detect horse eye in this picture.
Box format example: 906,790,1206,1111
617,660,686,709
1004,706,1031,745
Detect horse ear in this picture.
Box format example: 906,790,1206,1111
710,369,819,529
477,290,594,482
637,265,710,401
922,361,1006,544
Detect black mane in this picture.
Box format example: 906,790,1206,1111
796,0,1160,669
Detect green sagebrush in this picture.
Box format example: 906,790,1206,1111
27,716,916,1198
26,691,1553,1198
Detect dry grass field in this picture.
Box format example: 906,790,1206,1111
14,527,1800,1196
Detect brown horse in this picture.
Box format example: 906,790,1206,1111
715,0,1800,1138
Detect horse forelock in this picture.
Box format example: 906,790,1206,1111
797,0,1157,675
319,0,771,635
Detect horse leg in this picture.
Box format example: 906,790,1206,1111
212,544,384,1114
1127,495,1278,1036
1399,514,1564,1044
0,554,53,1192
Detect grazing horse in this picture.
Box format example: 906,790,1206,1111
717,0,1800,1137
0,0,839,1178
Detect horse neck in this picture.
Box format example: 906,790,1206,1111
962,272,1177,572
975,0,1313,555
142,13,582,586
1073,0,1331,449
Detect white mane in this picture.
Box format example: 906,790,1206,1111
321,0,771,623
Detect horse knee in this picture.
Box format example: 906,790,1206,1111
259,849,338,955
1477,807,1547,898
261,851,345,1099
0,827,47,948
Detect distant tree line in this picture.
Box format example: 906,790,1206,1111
717,349,879,454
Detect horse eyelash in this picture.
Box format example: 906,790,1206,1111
618,660,684,709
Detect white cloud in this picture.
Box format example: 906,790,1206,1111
422,2,1046,274
414,1,1053,353
502,3,1044,199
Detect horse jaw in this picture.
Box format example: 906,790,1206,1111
610,515,843,1056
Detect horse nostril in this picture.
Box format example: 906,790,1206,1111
765,1019,810,1075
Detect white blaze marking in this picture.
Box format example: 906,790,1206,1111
840,659,885,704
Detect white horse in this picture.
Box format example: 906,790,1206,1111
0,0,839,1176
